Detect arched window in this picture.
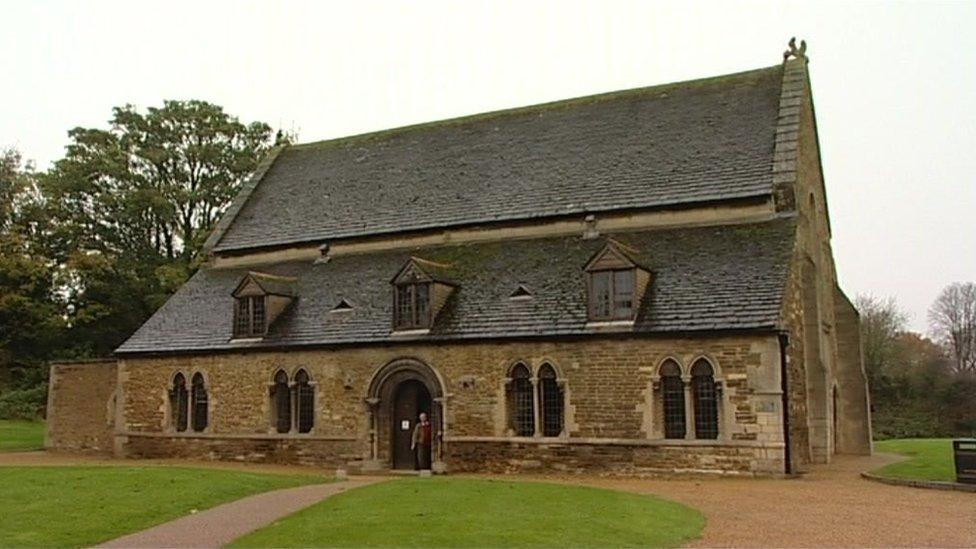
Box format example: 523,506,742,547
538,364,564,437
691,359,718,439
170,373,188,432
509,363,534,436
191,373,208,432
660,360,685,439
271,370,291,433
295,369,314,434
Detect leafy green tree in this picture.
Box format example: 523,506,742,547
0,148,62,412
41,101,285,357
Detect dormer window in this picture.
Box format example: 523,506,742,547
584,240,651,322
234,295,266,337
590,268,635,320
394,281,431,330
231,271,296,340
391,257,456,332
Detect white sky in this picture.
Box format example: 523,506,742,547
2,0,974,333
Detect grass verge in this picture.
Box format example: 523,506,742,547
232,477,704,548
0,420,45,451
873,438,955,482
0,466,325,547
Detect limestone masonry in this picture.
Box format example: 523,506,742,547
47,45,872,476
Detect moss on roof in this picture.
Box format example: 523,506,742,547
287,65,782,153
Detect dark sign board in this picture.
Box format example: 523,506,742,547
954,439,976,485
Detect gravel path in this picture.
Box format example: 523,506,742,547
95,478,383,548
499,454,975,548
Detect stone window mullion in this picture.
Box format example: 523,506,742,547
531,376,541,438
289,381,298,433
682,375,694,440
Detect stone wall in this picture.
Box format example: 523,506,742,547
116,334,787,475
446,439,782,476
775,56,872,469
832,288,873,454
46,359,117,453
123,434,363,467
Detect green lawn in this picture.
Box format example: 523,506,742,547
0,466,326,547
0,420,45,451
873,438,955,482
232,478,704,548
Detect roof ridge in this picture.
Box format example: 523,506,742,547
286,65,782,153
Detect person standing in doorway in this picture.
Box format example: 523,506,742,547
410,412,432,470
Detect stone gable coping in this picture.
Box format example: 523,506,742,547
771,58,810,212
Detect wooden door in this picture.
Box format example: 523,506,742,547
392,380,431,469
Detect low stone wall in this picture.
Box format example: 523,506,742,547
120,433,365,468
444,438,784,476
46,359,117,453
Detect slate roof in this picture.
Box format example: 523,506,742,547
116,218,795,355
210,65,785,253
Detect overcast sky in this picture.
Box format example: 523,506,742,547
3,0,974,332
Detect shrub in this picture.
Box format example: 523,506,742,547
0,385,47,419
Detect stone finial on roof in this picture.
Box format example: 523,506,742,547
783,37,807,62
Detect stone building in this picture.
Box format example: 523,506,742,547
47,46,871,476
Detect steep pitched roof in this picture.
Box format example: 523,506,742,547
209,65,785,253
116,218,795,355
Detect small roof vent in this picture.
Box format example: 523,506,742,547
331,298,354,312
509,285,533,300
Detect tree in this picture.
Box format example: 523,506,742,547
929,282,976,374
855,294,908,394
0,148,63,414
40,101,285,357
45,100,283,267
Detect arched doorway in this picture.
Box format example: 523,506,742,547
392,380,432,469
365,358,446,471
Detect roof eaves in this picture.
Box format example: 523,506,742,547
212,191,774,255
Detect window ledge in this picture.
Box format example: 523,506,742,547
390,328,431,337
164,430,209,437
584,319,636,329
120,430,356,441
268,431,317,437
228,336,264,343
444,435,779,448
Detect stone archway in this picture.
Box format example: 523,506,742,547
364,358,447,471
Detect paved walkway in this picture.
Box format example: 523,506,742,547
498,453,976,548
96,478,383,548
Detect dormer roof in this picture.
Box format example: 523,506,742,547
231,271,297,298
584,239,652,272
391,257,457,286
